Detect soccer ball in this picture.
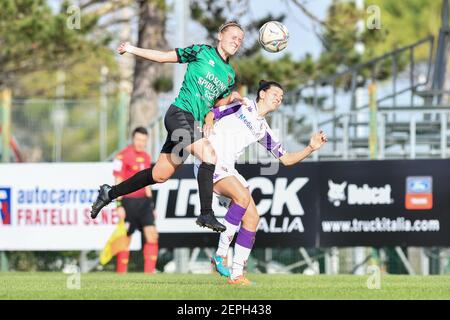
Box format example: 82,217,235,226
259,21,289,53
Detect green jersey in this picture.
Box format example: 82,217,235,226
173,44,236,123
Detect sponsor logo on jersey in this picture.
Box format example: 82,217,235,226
239,114,258,136
208,59,215,67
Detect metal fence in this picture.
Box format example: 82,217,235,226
10,96,126,163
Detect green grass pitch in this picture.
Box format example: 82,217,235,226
1,272,449,300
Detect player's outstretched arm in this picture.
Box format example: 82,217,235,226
117,42,178,63
279,130,328,166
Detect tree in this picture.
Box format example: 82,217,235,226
71,0,172,131
0,0,108,90
129,0,169,130
189,0,443,95
365,0,442,60
189,0,310,94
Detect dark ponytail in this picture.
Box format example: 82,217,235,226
256,80,283,102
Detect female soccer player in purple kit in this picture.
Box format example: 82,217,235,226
197,80,327,285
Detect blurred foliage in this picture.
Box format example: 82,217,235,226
5,249,172,272
233,53,316,93
190,0,439,96
190,0,383,94
152,76,174,93
2,0,120,99
190,0,285,57
366,0,443,59
12,97,121,162
7,251,80,271
316,1,386,78
2,0,124,162
14,49,120,99
0,0,113,91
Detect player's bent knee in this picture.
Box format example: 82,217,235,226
152,173,169,183
233,192,250,208
249,212,259,223
203,151,217,165
210,150,217,164
243,210,259,229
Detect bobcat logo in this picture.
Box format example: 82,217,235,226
327,180,347,207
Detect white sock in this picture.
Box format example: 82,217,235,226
231,227,256,279
231,243,252,279
216,219,240,257
216,203,246,257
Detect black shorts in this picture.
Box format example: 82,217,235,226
122,197,155,236
160,105,202,160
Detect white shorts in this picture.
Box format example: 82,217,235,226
212,164,249,188
193,161,249,209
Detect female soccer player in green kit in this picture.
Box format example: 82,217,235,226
90,21,245,232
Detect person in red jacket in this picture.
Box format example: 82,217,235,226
113,127,158,274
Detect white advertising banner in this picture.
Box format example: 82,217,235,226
0,163,141,251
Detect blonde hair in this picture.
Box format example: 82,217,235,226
218,21,244,34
